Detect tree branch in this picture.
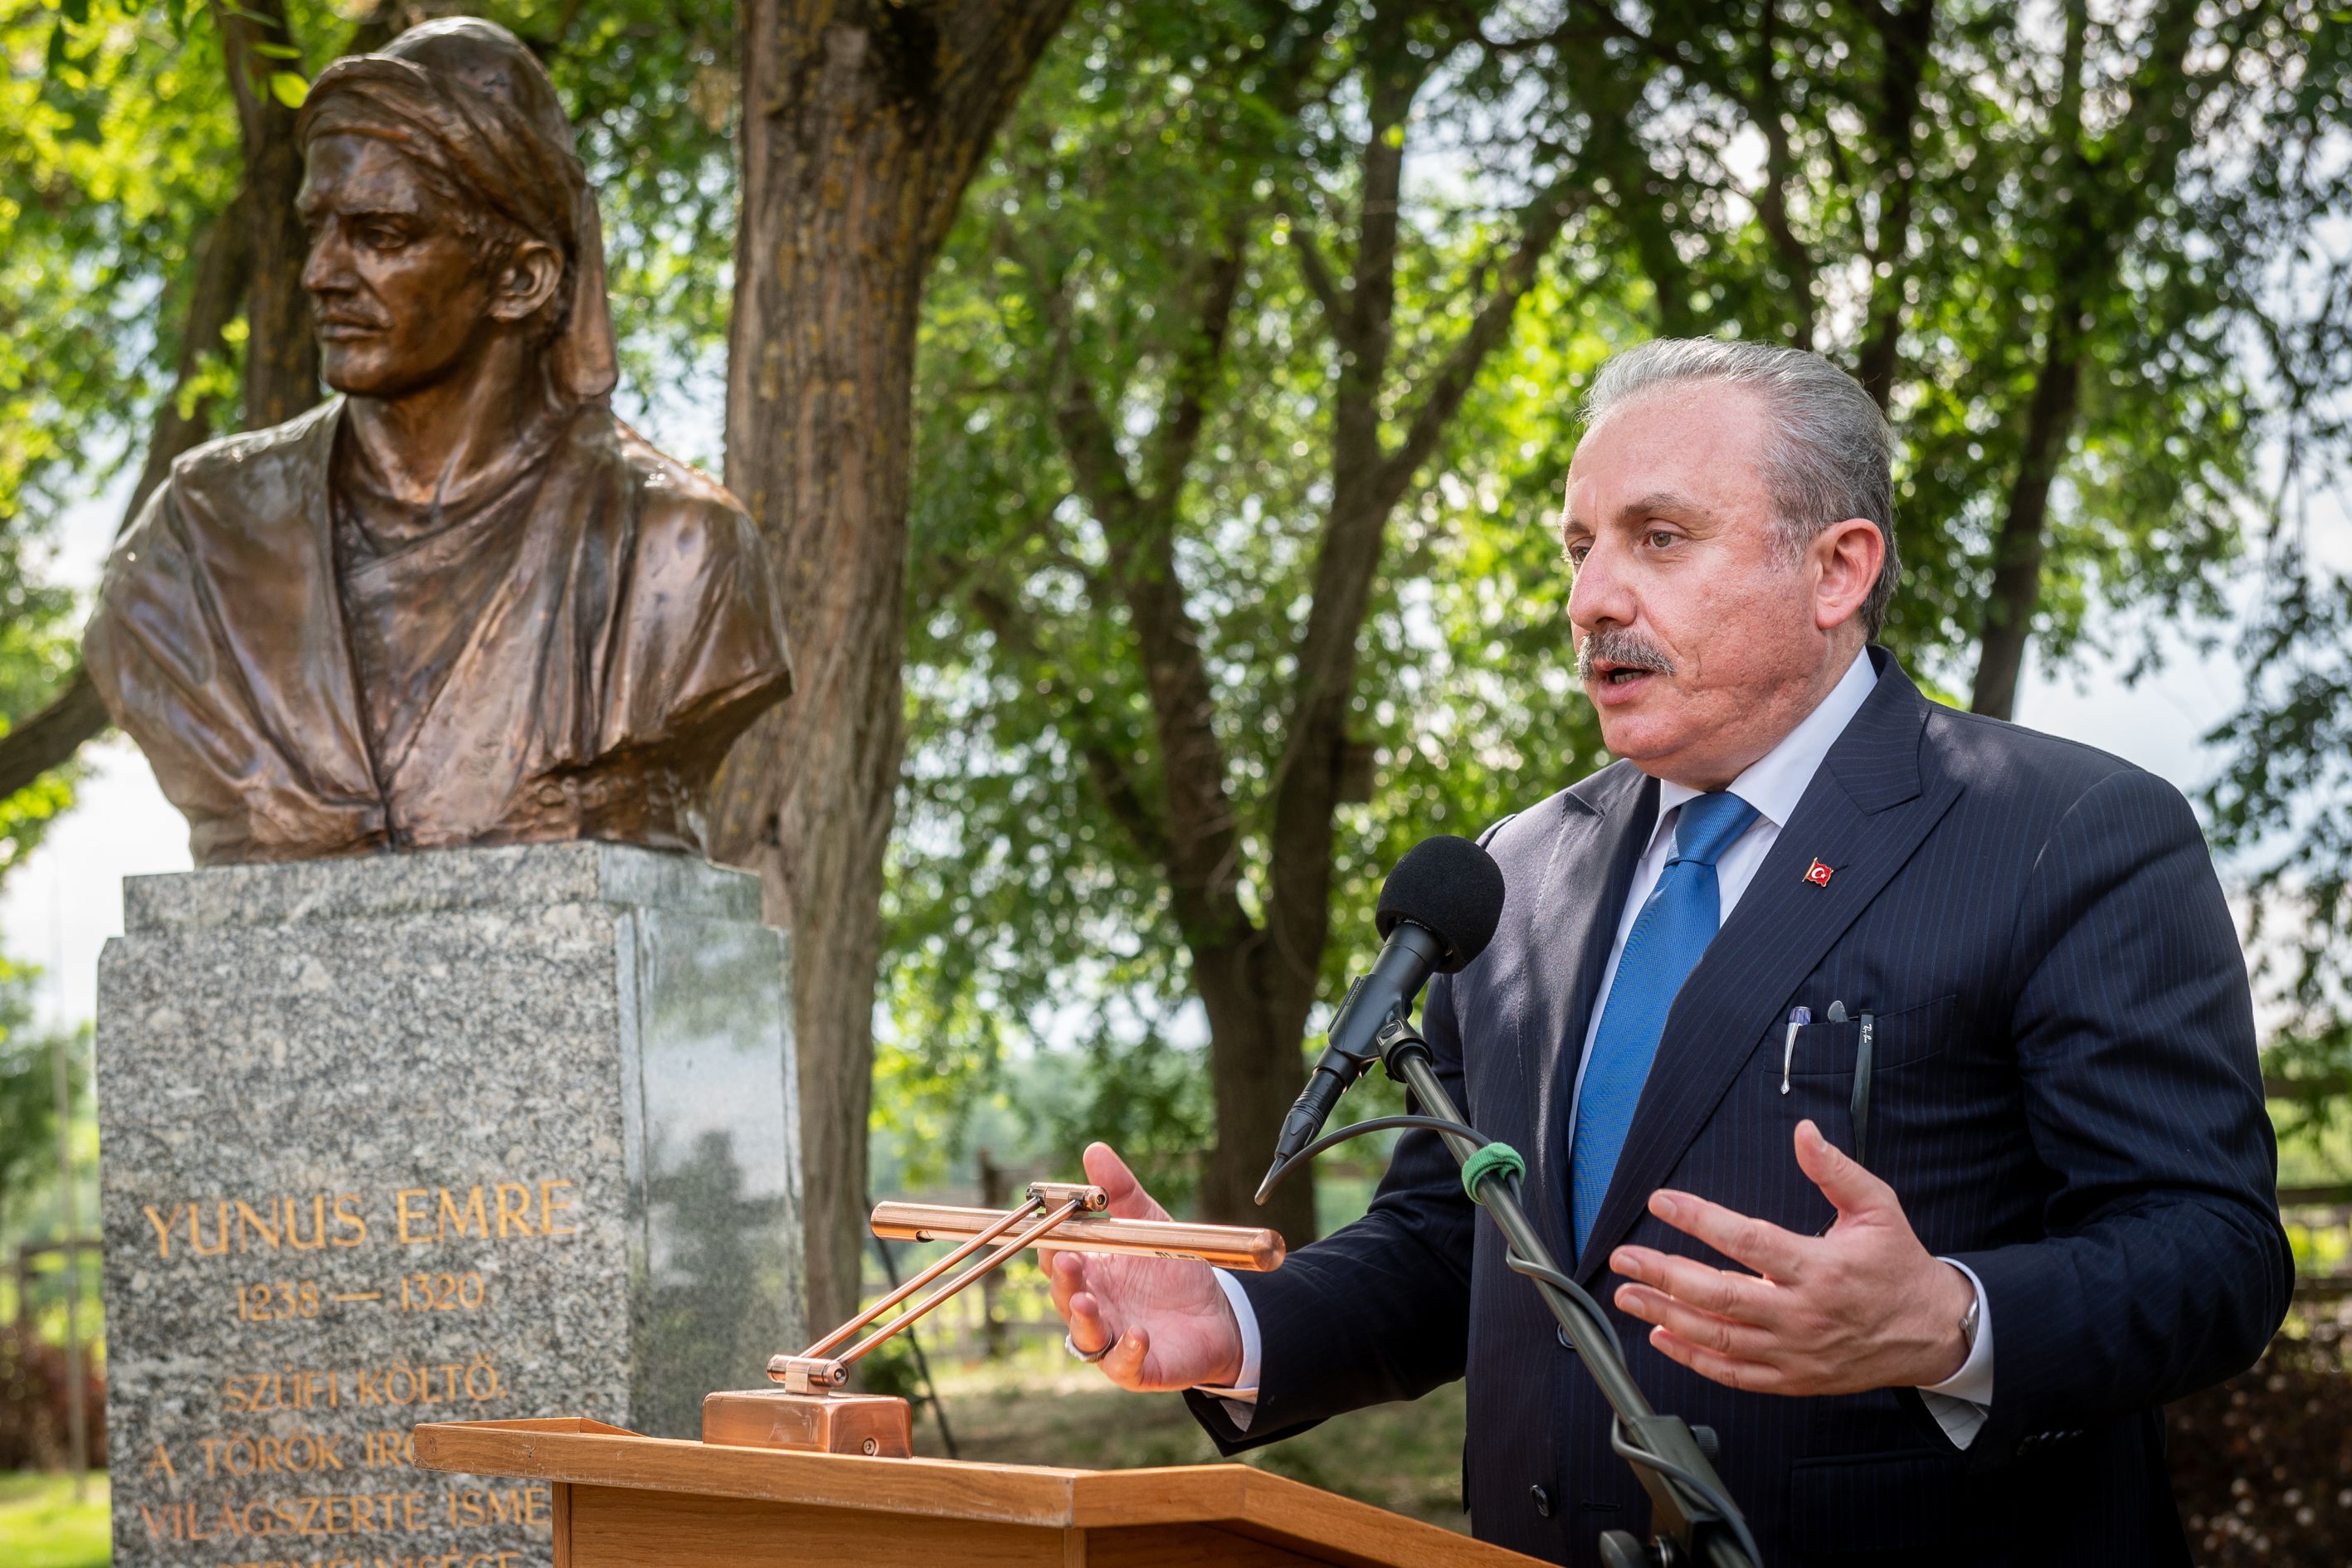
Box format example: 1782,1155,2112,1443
1259,111,1579,1001
1751,0,1818,345
1853,0,1936,408
1144,211,1251,510
0,670,109,801
919,0,1085,256
1027,255,1251,947
1282,204,1350,338
1371,178,1588,516
966,582,1172,864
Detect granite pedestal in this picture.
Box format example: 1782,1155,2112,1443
94,844,804,1568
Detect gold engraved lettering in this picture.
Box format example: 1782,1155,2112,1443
144,1441,177,1480
144,1203,183,1259
442,1483,548,1530
393,1190,432,1244
236,1199,283,1251
438,1186,489,1241
190,1201,232,1257
492,1183,534,1238
362,1429,416,1469
284,1194,329,1251
331,1192,369,1248
538,1179,577,1236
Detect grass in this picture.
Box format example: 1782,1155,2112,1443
0,1472,110,1568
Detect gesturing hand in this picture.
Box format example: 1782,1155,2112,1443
1046,1142,1246,1392
1609,1119,1974,1397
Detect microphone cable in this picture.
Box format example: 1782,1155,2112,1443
1258,1115,1760,1567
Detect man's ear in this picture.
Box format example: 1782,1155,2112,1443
489,239,563,325
1811,517,1885,633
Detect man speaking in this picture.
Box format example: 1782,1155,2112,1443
1045,340,2289,1565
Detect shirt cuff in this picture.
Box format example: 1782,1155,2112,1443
1194,1268,1262,1430
1917,1257,1994,1449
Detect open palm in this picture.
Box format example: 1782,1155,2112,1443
1046,1142,1248,1392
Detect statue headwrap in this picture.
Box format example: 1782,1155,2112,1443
297,17,618,402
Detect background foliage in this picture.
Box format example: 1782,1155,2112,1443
882,0,2352,1212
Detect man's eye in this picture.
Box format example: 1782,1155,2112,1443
1646,528,1679,549
1563,542,1590,565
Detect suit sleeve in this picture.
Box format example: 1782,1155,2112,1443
1185,967,1481,1452
1950,767,2291,1467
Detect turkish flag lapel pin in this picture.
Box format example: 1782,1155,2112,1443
1804,859,1834,888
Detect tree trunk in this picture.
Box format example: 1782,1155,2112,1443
1968,334,2082,720
713,0,1072,1338
1193,939,1320,1245
1853,0,1936,408
1968,0,2208,718
213,0,319,426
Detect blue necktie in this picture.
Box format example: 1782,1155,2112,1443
1570,790,1760,1257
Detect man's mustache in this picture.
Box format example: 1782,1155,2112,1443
309,295,391,331
1575,628,1677,681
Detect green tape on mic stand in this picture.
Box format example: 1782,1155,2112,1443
1460,1141,1525,1205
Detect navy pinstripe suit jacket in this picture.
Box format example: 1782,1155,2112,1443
1188,648,2290,1566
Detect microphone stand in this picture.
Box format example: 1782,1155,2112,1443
1274,1010,1760,1568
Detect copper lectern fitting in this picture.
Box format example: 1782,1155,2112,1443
769,1356,850,1395
773,1195,1094,1392
1025,1181,1111,1211
868,1202,1287,1272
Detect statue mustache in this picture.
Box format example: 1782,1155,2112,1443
1575,629,1677,680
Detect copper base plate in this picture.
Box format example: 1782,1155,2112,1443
700,1389,913,1458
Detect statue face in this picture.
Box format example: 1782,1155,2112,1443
298,134,497,397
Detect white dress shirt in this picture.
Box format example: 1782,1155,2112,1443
1207,649,1995,1447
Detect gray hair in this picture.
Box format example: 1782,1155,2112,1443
1578,338,1901,639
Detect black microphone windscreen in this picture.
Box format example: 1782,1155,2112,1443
1374,835,1507,973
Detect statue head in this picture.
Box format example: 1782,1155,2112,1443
295,18,616,402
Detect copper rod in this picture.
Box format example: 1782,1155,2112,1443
834,1198,1087,1368
800,1195,1044,1359
869,1201,1286,1273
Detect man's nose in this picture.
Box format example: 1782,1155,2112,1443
300,222,348,295
1567,534,1637,635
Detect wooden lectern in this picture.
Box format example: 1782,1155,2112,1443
412,1417,1546,1568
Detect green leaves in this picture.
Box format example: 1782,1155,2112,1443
267,70,305,107
888,0,2352,1195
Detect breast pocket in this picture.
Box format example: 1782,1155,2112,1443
1776,994,1955,1166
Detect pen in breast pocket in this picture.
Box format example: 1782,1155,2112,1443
1781,1006,1810,1094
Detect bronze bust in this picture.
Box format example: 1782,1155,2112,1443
84,18,791,865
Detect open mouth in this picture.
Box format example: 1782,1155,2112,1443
1575,632,1675,703
1582,659,1668,706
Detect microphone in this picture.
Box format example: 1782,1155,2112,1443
1256,835,1507,1205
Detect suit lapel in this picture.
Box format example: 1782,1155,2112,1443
1516,764,1656,1250
1571,655,1963,1283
